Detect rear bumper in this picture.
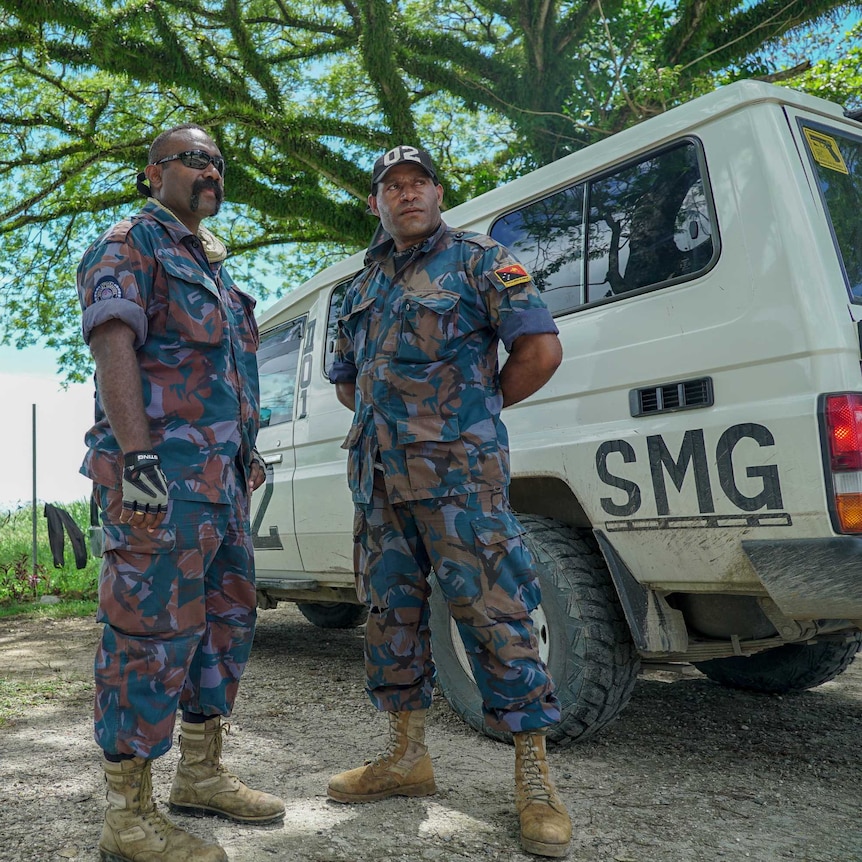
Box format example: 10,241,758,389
743,537,862,619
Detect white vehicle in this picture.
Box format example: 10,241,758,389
250,80,862,743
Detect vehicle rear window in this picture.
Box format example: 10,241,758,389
489,139,717,314
802,124,862,300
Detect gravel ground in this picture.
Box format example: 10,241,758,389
1,605,861,862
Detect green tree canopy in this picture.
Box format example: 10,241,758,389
0,0,859,378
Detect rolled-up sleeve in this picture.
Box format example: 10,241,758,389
81,298,148,347
77,233,150,348
329,358,358,383
497,306,558,352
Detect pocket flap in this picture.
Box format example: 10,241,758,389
471,512,526,546
404,290,460,316
102,523,177,554
156,249,219,295
341,295,376,323
395,414,460,445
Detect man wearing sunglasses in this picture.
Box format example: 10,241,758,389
77,124,283,862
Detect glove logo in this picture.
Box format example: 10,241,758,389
122,450,169,516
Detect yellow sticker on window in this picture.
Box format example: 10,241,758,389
803,128,849,175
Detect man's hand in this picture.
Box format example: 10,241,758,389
121,451,169,529
249,448,267,493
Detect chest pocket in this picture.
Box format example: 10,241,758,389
338,295,376,363
396,290,460,363
157,250,224,347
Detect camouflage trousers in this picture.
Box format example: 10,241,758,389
93,484,257,759
354,471,559,733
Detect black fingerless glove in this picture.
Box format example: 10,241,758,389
122,451,169,514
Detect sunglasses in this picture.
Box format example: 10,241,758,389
153,149,226,175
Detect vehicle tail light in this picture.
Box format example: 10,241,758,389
824,394,862,532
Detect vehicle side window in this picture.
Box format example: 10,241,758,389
324,278,355,378
587,142,714,302
489,139,716,313
490,184,585,315
258,317,305,427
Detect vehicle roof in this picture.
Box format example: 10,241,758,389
258,79,850,330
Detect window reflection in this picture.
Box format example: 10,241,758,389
257,318,304,427
491,185,585,314
587,144,713,302
489,140,715,314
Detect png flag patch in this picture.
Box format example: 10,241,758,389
492,263,531,287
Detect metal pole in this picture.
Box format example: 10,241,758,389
31,403,37,575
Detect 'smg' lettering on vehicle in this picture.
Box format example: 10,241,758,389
596,423,786,526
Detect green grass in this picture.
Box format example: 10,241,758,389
0,499,99,614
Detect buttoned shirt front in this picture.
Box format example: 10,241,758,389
77,200,260,505
331,221,557,505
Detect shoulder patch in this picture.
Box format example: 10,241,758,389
93,277,123,301
492,263,532,287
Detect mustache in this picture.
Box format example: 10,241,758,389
190,178,223,212
192,178,223,201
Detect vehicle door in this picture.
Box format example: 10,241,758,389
251,316,305,575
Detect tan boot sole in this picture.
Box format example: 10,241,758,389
521,835,571,858
169,800,285,825
327,777,437,804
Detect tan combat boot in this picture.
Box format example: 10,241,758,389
514,731,572,858
327,709,437,803
100,755,227,862
169,717,285,824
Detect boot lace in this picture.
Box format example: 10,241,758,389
137,764,176,838
212,721,228,768
367,727,401,767
206,721,239,779
519,739,555,805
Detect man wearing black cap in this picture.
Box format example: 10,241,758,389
328,145,571,858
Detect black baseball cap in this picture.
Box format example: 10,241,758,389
371,145,439,193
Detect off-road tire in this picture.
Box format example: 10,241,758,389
296,601,369,629
693,636,862,693
430,514,640,745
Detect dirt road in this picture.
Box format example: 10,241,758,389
1,606,861,862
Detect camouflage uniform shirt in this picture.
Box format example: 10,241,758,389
77,200,260,505
330,221,558,504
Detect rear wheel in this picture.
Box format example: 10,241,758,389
693,636,861,693
430,514,640,744
296,601,369,629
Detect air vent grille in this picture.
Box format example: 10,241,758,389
630,377,713,417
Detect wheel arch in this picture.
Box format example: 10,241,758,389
509,474,591,529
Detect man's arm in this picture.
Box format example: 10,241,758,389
89,319,150,451
89,318,166,528
335,382,357,411
499,333,563,408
